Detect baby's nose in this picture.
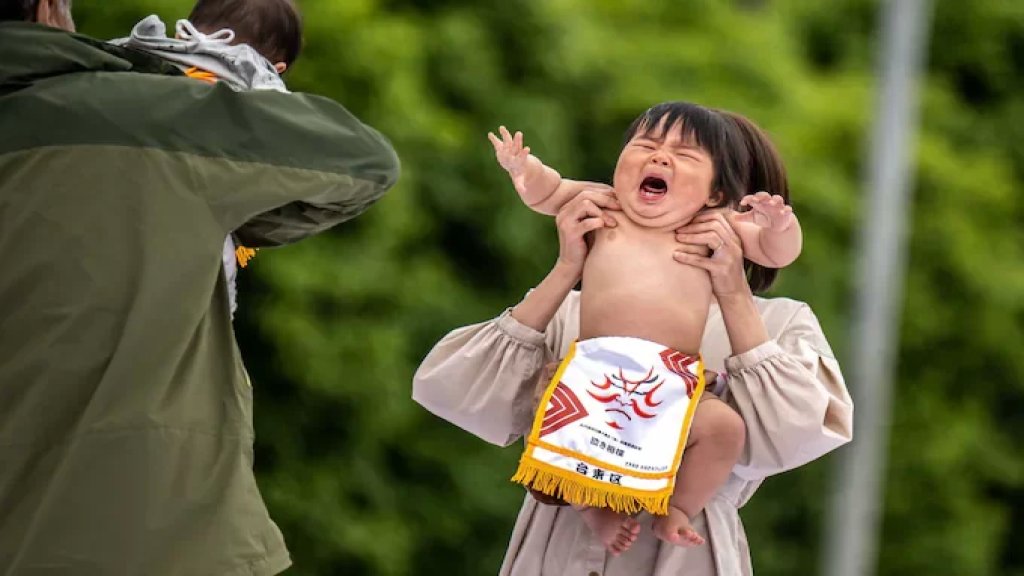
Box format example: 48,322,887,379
650,154,670,166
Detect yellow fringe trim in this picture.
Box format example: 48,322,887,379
512,461,670,516
235,245,257,268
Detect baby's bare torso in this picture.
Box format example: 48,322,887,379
580,213,712,355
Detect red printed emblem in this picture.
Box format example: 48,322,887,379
539,382,590,437
659,349,700,398
588,367,666,430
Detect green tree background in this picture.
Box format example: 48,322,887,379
74,1,1024,574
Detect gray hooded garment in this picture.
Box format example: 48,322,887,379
112,15,288,93
112,15,289,315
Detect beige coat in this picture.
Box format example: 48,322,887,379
413,291,853,575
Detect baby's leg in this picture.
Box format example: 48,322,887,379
652,393,746,547
575,505,641,556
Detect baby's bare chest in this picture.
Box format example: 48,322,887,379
583,228,704,292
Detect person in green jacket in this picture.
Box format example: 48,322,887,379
0,1,400,574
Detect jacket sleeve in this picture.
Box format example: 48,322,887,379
722,303,854,480
122,78,400,245
412,309,554,447
202,86,400,246
412,291,583,447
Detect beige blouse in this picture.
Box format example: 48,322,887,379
413,291,853,576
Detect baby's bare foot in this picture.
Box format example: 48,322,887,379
580,508,641,555
652,506,705,547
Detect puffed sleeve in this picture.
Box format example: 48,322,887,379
723,303,854,480
413,306,563,447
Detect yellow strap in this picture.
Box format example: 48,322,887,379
235,245,257,268
184,66,218,84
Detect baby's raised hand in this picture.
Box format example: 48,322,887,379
735,191,795,232
488,126,530,194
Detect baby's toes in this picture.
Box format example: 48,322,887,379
609,537,630,555
683,528,705,547
617,525,638,545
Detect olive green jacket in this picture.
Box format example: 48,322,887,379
0,22,399,575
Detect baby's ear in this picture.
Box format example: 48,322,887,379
706,189,725,207
274,62,288,74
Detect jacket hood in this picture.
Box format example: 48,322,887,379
109,15,288,93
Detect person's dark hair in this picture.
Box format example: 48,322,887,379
188,0,302,67
622,101,790,293
1,0,39,21
717,109,790,292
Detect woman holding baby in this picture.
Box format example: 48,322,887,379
413,101,852,575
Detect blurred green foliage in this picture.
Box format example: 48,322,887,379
72,0,1024,574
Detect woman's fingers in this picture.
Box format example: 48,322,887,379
680,220,732,236
579,188,621,210
676,214,736,256
676,231,726,252
676,209,752,297
557,197,609,232
678,222,738,248
576,191,619,226
581,202,610,227
577,198,602,220
674,241,711,256
577,216,607,235
556,189,620,230
672,250,716,271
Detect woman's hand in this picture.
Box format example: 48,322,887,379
554,188,620,278
509,190,619,332
672,209,750,299
675,209,771,354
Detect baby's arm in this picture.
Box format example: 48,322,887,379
531,179,611,216
731,192,802,268
488,127,610,216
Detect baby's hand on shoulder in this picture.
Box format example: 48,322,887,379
735,191,795,232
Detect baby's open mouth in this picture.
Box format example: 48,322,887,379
640,176,668,200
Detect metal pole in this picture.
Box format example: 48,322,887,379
823,1,933,575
